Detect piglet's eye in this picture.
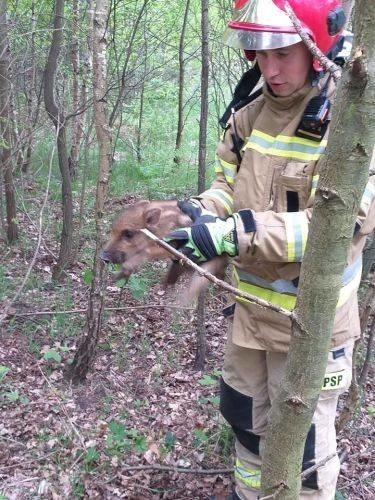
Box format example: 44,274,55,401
122,229,136,239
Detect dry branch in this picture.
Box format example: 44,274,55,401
141,228,293,318
284,1,342,83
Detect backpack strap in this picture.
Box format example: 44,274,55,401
219,63,261,129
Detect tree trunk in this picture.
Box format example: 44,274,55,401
22,0,37,173
44,0,73,281
66,0,111,383
193,0,210,370
174,0,190,165
261,2,375,498
68,0,85,179
0,0,18,243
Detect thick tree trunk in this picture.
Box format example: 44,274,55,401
44,0,73,281
174,0,190,165
261,2,375,498
66,0,111,383
0,0,18,243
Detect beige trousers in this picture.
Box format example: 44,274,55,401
221,333,354,500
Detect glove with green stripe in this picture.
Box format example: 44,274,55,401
166,210,256,264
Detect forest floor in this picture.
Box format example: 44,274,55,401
0,200,374,499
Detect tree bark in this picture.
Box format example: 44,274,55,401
174,0,190,164
43,0,73,280
66,0,111,383
261,2,375,497
0,0,18,243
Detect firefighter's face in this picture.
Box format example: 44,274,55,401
256,42,312,97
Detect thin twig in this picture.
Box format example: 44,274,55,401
141,229,293,319
118,464,233,475
4,303,195,319
0,451,57,472
259,453,336,500
301,453,336,480
339,470,375,490
284,2,342,83
259,483,286,500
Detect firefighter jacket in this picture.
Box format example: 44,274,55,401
196,81,375,352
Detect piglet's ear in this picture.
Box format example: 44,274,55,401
144,207,161,227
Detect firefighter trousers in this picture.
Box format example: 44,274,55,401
220,330,354,500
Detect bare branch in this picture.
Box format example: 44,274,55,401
284,1,342,83
140,229,293,318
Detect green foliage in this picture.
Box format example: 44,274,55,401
106,420,148,456
193,429,209,445
164,430,177,452
217,423,235,460
82,269,94,285
127,274,148,301
198,374,218,386
43,349,62,363
0,266,12,301
0,366,9,384
83,446,100,472
5,390,19,403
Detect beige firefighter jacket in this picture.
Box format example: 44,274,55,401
197,81,375,352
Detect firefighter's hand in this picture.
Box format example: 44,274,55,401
177,199,217,223
165,215,239,264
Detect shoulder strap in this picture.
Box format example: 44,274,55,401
219,63,262,129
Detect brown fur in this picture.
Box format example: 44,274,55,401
101,199,227,304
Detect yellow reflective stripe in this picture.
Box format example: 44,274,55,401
233,267,296,310
282,212,309,262
322,369,347,391
234,458,261,490
200,188,234,215
310,174,319,198
215,155,237,185
245,129,327,161
336,266,361,308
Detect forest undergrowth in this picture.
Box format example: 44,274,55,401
0,193,373,499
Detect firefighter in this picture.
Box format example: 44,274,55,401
167,1,375,498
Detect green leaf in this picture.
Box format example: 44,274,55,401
134,434,148,454
83,269,94,285
164,431,176,451
335,490,346,500
84,446,100,463
116,278,127,288
43,349,62,363
108,420,126,441
193,429,209,444
0,365,9,383
128,275,147,301
198,374,217,386
367,406,375,417
5,390,19,402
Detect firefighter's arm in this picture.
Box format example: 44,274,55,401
191,113,245,218
236,175,375,264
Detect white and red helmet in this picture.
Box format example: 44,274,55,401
223,0,346,70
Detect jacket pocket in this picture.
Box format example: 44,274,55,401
273,161,315,212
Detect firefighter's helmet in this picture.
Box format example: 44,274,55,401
223,0,346,70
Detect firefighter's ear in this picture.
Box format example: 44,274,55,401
144,207,161,227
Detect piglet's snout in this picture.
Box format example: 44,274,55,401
100,249,126,264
